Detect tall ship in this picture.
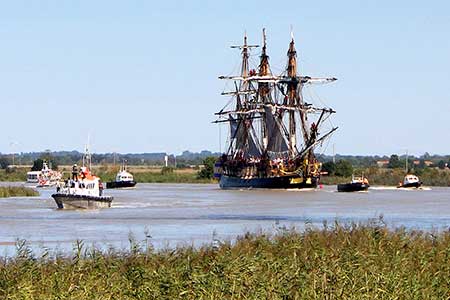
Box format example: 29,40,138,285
214,29,338,189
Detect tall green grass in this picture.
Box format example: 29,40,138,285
1,223,449,299
0,169,27,182
0,186,38,198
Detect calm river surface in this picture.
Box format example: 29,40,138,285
0,183,449,255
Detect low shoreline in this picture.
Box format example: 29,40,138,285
0,186,39,198
1,167,449,186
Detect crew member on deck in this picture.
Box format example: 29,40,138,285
72,164,78,181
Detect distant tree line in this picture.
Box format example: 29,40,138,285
0,150,222,169
0,151,449,174
319,153,450,178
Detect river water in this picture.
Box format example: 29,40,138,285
0,183,449,255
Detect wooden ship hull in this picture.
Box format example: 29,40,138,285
52,193,113,209
219,174,318,189
106,180,136,189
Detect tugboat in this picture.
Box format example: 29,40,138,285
214,29,338,189
52,146,113,209
397,174,422,189
337,175,370,192
106,160,137,189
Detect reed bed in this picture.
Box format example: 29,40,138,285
0,186,38,198
1,223,449,299
0,169,28,182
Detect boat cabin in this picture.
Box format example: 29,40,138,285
27,171,42,183
351,176,369,185
403,174,420,185
115,170,134,182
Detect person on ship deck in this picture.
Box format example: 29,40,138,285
72,164,78,181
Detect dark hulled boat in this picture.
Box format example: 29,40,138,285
53,193,113,209
106,180,136,189
106,161,137,189
397,174,422,189
219,174,317,189
214,29,337,189
337,176,370,192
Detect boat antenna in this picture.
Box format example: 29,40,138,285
83,135,92,170
405,149,408,173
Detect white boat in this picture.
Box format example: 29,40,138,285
52,147,113,209
37,162,62,187
27,161,62,186
398,174,422,188
397,151,422,189
106,161,137,189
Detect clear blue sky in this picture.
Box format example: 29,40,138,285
0,1,449,156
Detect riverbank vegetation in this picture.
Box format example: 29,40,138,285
1,154,449,186
321,166,450,186
0,164,217,184
0,169,28,182
1,223,449,299
95,158,216,184
0,186,38,198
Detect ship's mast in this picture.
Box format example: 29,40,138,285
216,30,338,174
82,135,92,170
240,33,249,83
227,33,259,157
286,35,307,157
258,28,270,150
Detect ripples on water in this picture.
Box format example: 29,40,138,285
0,183,449,254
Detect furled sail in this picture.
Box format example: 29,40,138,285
230,116,261,158
264,106,288,153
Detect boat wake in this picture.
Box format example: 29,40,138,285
370,186,432,191
370,186,398,190
286,188,316,192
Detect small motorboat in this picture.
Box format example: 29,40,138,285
397,174,422,188
106,161,136,189
337,175,370,192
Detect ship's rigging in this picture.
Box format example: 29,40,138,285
215,29,338,180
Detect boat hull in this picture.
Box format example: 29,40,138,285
397,182,422,188
106,181,137,189
337,182,369,192
52,193,113,209
219,174,318,189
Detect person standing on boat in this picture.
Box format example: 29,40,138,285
72,164,78,181
99,181,104,196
